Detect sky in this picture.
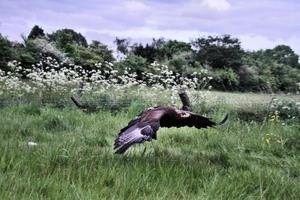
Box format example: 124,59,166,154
0,0,299,54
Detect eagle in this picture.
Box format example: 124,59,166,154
114,106,228,154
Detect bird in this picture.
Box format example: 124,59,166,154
114,105,228,154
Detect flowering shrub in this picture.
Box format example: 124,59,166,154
269,98,300,120
0,57,213,107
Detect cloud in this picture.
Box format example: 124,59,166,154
201,0,231,11
239,34,300,54
0,0,299,54
87,27,300,54
123,0,149,12
91,27,201,41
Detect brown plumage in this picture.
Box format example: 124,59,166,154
114,106,228,154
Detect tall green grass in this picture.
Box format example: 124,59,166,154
0,96,299,199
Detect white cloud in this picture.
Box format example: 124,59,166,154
201,0,231,11
1,0,299,55
88,27,300,55
123,0,149,12
239,34,300,54
88,27,209,41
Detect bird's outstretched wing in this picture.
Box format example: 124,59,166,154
118,107,157,134
114,125,154,154
160,112,228,129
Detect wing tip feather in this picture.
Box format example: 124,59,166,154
218,114,229,128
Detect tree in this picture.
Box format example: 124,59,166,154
115,54,148,76
242,46,300,92
65,40,115,68
211,68,240,91
89,40,115,63
48,29,88,50
18,37,39,67
114,37,130,55
266,45,299,68
167,52,194,73
28,25,45,40
157,39,192,61
66,44,104,68
192,35,244,69
131,43,156,63
0,34,14,71
31,38,68,62
129,39,192,63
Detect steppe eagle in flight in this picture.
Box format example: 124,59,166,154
114,106,228,154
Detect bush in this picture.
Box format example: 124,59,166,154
192,35,244,70
48,29,88,49
211,68,239,91
115,54,148,75
66,45,104,68
0,34,14,71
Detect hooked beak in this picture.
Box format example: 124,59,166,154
181,113,191,118
177,111,190,118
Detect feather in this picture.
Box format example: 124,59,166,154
113,105,228,154
114,125,153,154
160,111,217,129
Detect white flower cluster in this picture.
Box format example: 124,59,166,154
269,98,300,119
0,57,213,101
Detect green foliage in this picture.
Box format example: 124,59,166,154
116,54,148,75
46,30,114,69
1,26,300,93
237,65,278,92
243,47,300,92
0,91,300,199
28,25,45,40
271,63,300,91
64,41,115,68
266,45,299,68
89,40,115,63
31,38,67,62
0,34,14,71
12,39,40,68
66,44,104,67
168,56,188,71
154,39,192,61
116,38,192,64
237,65,260,91
167,51,195,73
192,35,244,69
48,29,88,49
211,68,240,90
131,43,156,63
269,98,300,120
114,37,130,55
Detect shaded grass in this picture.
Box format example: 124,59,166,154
0,102,299,199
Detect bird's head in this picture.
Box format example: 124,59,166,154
175,110,191,118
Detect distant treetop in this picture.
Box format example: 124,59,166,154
28,25,45,40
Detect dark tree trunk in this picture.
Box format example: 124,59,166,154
178,90,191,111
71,96,90,112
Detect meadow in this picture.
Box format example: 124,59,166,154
0,89,300,200
1,59,300,199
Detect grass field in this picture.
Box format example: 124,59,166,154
0,91,300,199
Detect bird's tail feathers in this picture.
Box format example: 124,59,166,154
115,137,141,154
115,135,149,154
114,126,151,154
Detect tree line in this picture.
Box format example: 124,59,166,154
1,25,299,92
